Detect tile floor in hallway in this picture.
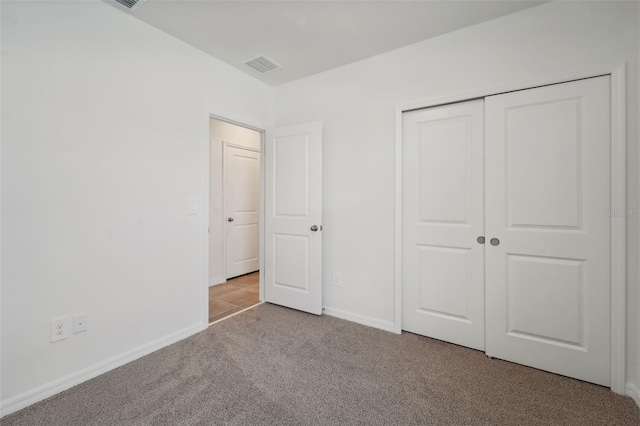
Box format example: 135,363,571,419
209,271,260,323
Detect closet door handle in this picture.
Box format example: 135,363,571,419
477,236,485,244
227,217,234,222
490,238,500,246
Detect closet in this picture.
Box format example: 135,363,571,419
402,76,611,386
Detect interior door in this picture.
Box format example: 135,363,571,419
264,122,322,315
485,76,611,386
402,100,485,350
225,145,261,279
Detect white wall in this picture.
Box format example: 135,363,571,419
274,1,640,390
0,0,272,412
209,119,261,285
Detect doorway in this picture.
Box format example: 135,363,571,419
209,117,262,323
203,112,324,325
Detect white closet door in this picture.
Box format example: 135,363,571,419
402,100,485,351
485,76,611,386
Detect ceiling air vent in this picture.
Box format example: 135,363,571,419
244,55,281,75
113,0,144,10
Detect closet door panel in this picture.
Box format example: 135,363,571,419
484,76,611,386
402,100,485,351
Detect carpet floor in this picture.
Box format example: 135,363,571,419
4,303,640,425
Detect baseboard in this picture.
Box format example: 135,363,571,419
209,277,226,287
322,306,395,333
626,382,640,409
0,322,206,418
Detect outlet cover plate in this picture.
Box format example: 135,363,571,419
51,317,71,342
332,271,342,287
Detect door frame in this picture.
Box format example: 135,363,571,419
222,142,261,280
393,63,627,394
202,105,267,327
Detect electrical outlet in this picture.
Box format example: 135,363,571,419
51,317,71,342
332,271,342,287
73,314,88,334
188,198,198,215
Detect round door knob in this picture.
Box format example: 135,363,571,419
490,238,500,246
227,217,234,222
310,225,318,232
477,236,485,245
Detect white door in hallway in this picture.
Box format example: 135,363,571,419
485,76,611,386
225,145,260,279
402,99,486,351
264,122,323,315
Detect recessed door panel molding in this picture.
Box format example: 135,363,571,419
418,116,472,225
402,99,485,351
234,155,260,212
506,254,585,348
225,145,260,279
417,245,471,321
274,134,310,217
505,98,582,230
485,76,611,386
274,234,309,292
264,122,322,315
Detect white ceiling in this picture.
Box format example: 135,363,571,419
115,1,543,86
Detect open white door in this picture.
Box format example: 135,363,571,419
264,122,322,315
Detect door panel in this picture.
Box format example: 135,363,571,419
505,98,581,229
506,255,584,345
402,100,485,351
417,246,471,319
485,76,611,386
265,122,322,315
225,146,260,279
275,136,309,216
275,234,309,291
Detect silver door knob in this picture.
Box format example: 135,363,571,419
310,225,318,232
227,217,234,222
490,238,500,246
477,236,485,244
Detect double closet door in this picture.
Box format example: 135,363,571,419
402,76,611,386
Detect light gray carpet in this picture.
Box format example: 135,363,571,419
4,303,640,425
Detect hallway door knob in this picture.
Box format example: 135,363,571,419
310,225,318,232
227,217,234,222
